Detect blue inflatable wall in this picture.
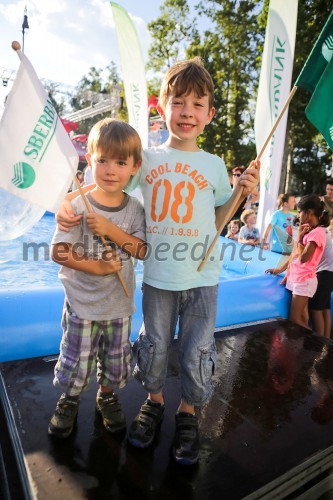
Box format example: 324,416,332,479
0,238,291,362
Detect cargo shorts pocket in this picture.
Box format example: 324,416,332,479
136,334,155,376
199,342,217,383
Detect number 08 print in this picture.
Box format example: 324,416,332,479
151,180,195,224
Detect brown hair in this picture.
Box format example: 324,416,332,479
87,118,142,164
158,57,214,111
277,193,294,209
232,166,246,175
228,219,242,232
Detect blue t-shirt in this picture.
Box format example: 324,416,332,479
270,210,294,253
127,144,231,290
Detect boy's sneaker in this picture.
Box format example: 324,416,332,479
96,392,126,433
48,394,79,438
127,399,164,448
172,412,200,465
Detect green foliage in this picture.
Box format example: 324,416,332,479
49,0,332,194
147,0,199,72
147,0,333,192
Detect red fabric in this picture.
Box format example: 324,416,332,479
72,134,88,143
148,94,159,109
60,118,79,133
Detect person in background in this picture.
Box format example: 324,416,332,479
230,166,247,219
48,119,146,439
226,219,242,241
320,179,333,220
266,195,329,329
262,193,296,254
238,209,260,246
309,225,333,339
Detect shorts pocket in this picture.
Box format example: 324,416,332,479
199,341,217,383
136,334,155,376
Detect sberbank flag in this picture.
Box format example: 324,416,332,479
0,49,78,212
295,12,333,150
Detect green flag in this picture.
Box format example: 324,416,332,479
304,56,333,149
295,11,333,92
295,12,333,150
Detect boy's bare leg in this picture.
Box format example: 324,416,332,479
148,391,164,404
178,400,195,415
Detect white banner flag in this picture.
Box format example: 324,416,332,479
0,50,78,213
255,0,298,234
111,2,148,148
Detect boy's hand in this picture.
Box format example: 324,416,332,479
99,250,122,275
238,159,260,197
56,200,82,232
86,213,113,237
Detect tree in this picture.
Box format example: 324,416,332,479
187,0,259,166
147,0,199,73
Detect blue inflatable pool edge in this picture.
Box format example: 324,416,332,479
0,237,294,363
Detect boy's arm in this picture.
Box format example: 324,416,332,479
56,185,96,231
215,160,260,229
86,213,146,260
51,243,122,275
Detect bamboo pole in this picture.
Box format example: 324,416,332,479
73,176,130,298
197,86,298,272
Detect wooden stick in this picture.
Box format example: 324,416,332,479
73,176,130,298
197,86,298,272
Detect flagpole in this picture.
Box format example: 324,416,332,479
11,40,130,297
22,6,29,53
197,85,298,272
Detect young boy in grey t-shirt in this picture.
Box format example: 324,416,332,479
48,119,146,438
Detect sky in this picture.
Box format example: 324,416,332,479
0,0,205,114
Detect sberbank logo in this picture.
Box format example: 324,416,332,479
11,162,36,189
322,35,333,62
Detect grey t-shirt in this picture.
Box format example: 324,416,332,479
52,193,146,320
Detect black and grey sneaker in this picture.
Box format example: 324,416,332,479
96,392,126,433
127,399,165,448
172,412,200,465
48,394,79,438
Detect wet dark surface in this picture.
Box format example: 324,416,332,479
1,319,333,499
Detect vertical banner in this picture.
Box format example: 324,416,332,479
111,2,148,148
255,0,298,235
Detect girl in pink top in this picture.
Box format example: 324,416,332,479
286,195,329,328
266,195,330,329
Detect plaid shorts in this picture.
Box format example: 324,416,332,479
54,302,132,396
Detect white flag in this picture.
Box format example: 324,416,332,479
255,0,298,234
111,2,148,148
0,50,78,213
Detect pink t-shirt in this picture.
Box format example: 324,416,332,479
288,226,326,283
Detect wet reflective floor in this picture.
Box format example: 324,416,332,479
1,319,333,500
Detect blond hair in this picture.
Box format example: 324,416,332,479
158,57,214,111
241,209,255,224
87,118,142,164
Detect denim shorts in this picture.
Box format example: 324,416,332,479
133,283,218,407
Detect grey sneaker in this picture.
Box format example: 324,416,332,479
127,399,165,448
173,412,200,465
96,392,126,433
48,394,79,438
